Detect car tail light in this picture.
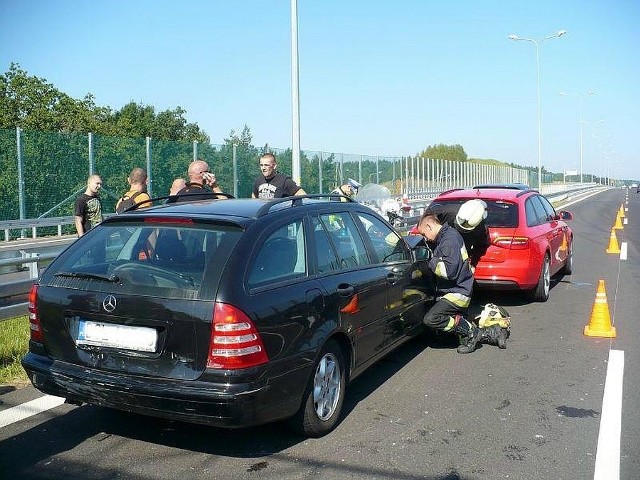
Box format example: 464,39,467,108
493,236,530,250
207,302,269,370
28,284,43,343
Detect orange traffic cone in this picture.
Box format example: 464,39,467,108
584,280,616,338
605,229,620,254
613,213,624,230
618,204,625,218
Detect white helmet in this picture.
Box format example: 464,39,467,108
455,199,487,231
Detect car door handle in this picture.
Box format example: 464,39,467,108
387,268,403,284
337,284,355,296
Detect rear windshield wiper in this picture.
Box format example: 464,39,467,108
53,272,120,283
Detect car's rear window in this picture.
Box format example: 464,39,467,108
429,200,518,228
42,222,242,300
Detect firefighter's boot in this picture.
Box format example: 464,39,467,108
480,324,509,349
455,318,482,354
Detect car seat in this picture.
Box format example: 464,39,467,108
154,233,187,266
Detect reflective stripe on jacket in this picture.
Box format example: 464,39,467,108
427,223,474,307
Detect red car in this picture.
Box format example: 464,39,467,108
427,185,573,302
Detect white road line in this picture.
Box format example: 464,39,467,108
620,242,627,261
0,394,65,429
594,349,624,480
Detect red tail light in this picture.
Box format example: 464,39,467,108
28,284,43,343
493,236,530,250
207,302,269,370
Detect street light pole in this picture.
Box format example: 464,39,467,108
290,0,301,185
559,91,594,184
509,30,567,190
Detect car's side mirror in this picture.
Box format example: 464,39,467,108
404,234,432,262
557,211,573,221
414,245,433,261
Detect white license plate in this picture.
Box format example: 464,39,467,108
77,320,157,352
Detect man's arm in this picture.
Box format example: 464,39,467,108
284,177,305,196
74,216,85,237
251,176,261,198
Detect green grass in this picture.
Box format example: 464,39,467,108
0,315,30,386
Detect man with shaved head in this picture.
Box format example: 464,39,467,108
115,167,151,213
74,174,103,237
176,159,224,201
169,178,186,195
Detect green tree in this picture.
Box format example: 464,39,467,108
0,63,88,132
419,144,468,162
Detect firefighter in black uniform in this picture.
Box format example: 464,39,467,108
416,210,506,353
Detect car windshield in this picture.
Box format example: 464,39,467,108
43,221,242,300
429,200,518,228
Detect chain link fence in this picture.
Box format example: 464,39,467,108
1,127,532,228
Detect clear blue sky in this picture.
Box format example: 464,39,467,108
1,0,639,181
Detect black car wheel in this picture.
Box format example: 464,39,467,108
530,254,550,302
292,340,345,437
562,239,573,275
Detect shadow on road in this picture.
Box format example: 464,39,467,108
0,335,456,468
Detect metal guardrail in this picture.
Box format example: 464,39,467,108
0,252,58,321
1,184,595,241
1,215,75,242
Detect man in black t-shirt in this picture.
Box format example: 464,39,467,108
74,174,103,237
252,153,306,199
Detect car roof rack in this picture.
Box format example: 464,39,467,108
472,183,531,190
255,194,354,218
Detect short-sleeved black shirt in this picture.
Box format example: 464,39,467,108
175,183,214,202
74,193,103,232
253,172,300,199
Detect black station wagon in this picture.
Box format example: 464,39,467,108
22,194,435,437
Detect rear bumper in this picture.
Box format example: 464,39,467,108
474,263,538,291
22,352,313,428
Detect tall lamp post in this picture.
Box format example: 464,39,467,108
290,0,301,185
559,91,594,183
509,30,567,190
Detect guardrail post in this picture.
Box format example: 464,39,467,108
22,251,39,278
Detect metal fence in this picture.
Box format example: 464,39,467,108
1,127,533,229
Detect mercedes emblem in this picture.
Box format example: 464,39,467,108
102,295,117,313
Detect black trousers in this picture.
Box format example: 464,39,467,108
423,297,468,332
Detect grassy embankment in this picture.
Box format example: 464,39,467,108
0,315,30,386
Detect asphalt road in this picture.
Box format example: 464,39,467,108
1,188,638,480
